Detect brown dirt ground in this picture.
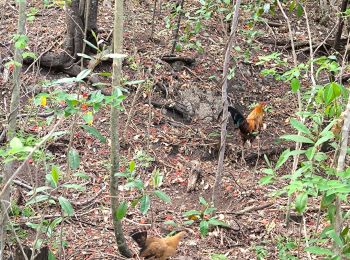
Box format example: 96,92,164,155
0,0,343,259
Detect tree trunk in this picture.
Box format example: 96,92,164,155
24,0,99,76
333,0,348,51
0,0,26,257
212,0,242,207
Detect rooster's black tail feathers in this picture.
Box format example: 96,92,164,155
227,106,245,128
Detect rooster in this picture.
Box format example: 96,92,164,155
131,230,186,259
220,102,266,162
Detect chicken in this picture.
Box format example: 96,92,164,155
220,102,266,162
130,230,186,260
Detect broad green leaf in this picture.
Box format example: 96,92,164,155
27,186,52,196
290,118,311,136
81,125,106,143
129,160,136,172
183,210,201,217
10,137,23,149
140,195,150,215
22,52,37,59
77,53,92,60
76,69,92,81
68,149,80,170
259,176,274,185
26,195,50,206
51,165,60,186
124,80,145,85
276,149,291,169
83,39,99,51
207,218,229,227
211,254,228,260
73,172,90,179
315,132,334,147
58,196,74,216
305,246,333,256
83,112,94,125
183,220,194,225
62,183,86,191
280,134,314,144
291,78,300,93
200,220,209,236
116,201,128,220
296,3,303,17
48,250,57,260
199,196,208,206
164,220,177,226
153,190,171,203
295,193,308,214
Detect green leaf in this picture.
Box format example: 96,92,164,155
26,195,50,206
116,201,128,220
276,149,291,169
207,218,229,227
81,125,106,143
77,53,92,60
22,52,37,59
211,254,228,260
97,71,112,77
124,80,145,85
153,190,171,203
199,196,208,206
164,220,177,227
140,195,150,215
259,176,274,185
27,186,52,196
200,220,209,236
280,134,314,144
82,113,94,125
296,3,303,17
73,172,90,179
315,132,334,147
76,69,92,81
51,165,60,186
305,246,333,256
290,118,311,136
68,149,80,170
183,210,201,217
48,249,57,260
291,78,300,92
83,39,99,51
62,183,86,191
129,160,136,172
58,196,74,216
295,193,308,214
10,137,23,149
183,220,194,225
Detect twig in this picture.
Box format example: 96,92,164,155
302,216,312,260
276,0,303,227
171,0,185,54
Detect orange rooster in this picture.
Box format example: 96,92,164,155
224,102,266,161
131,230,186,259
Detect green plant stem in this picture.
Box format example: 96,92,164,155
110,0,132,256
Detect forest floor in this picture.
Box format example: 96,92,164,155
0,0,344,259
